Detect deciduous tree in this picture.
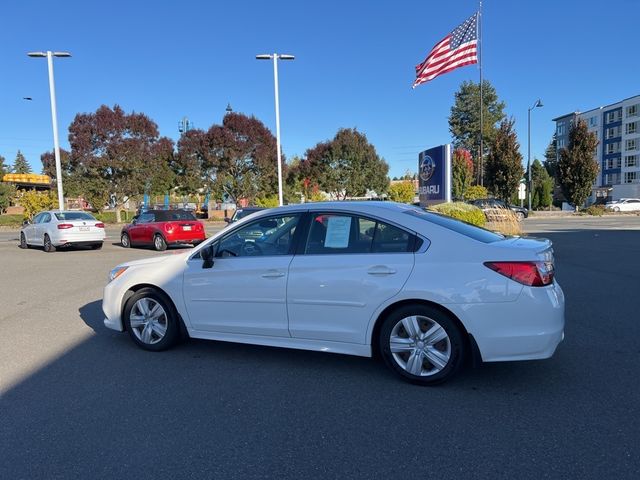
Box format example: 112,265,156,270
485,118,524,202
557,118,599,210
452,148,474,199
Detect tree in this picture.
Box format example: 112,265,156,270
388,181,415,203
452,148,474,199
68,105,175,221
0,183,14,213
174,128,219,195
464,185,489,201
557,118,599,210
449,80,506,180
484,118,524,202
40,148,83,197
300,128,389,200
543,134,558,180
531,159,553,209
12,151,32,174
0,155,9,177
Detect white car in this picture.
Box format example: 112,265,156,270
103,202,565,385
605,198,640,212
20,210,106,252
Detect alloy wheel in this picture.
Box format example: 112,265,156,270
389,315,452,377
129,298,168,345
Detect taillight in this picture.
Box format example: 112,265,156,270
57,223,73,229
163,223,175,233
484,261,554,287
95,222,105,228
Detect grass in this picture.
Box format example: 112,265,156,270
484,207,523,236
0,214,24,227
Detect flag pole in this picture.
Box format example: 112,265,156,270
479,0,483,186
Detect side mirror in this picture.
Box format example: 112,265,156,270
224,217,231,223
201,244,217,269
22,219,31,226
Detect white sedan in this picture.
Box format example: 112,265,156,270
20,210,106,252
605,198,640,212
103,202,565,385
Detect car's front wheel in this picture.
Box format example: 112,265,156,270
121,233,131,248
613,206,620,212
123,288,180,351
19,232,28,249
379,304,465,385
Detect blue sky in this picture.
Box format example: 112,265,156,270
1,0,639,178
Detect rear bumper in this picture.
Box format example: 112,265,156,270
51,231,105,246
166,234,205,245
450,280,565,362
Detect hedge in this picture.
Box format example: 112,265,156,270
93,211,135,223
428,202,486,227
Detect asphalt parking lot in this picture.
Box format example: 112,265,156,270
1,216,639,479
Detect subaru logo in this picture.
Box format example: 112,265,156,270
420,155,435,182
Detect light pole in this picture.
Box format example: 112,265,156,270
28,51,71,211
256,53,294,207
527,99,543,212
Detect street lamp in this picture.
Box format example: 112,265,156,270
256,53,295,207
527,99,543,212
27,51,71,211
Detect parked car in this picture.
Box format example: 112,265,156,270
20,210,105,252
120,209,205,251
103,202,564,385
224,207,265,224
605,198,640,212
468,198,529,221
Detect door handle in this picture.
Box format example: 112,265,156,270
367,266,397,275
261,270,285,278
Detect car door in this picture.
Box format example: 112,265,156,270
182,213,302,336
130,213,154,244
26,213,44,244
286,212,417,344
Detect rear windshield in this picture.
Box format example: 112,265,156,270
155,210,197,221
55,212,96,221
235,209,261,220
403,208,504,243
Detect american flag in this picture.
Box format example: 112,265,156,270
413,13,478,88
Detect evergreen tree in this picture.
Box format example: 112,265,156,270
0,154,9,177
449,80,506,181
12,150,32,174
531,159,553,209
543,134,558,180
484,118,524,202
557,118,599,210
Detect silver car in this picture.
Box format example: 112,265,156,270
20,210,106,252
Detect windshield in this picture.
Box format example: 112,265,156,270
55,212,96,221
404,207,504,243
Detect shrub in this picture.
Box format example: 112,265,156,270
585,205,605,216
254,195,280,208
16,190,57,219
464,185,489,201
388,181,416,203
428,202,486,227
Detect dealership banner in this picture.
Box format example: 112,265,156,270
418,144,451,207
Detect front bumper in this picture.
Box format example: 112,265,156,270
450,280,565,362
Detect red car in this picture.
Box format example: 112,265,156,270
120,209,206,251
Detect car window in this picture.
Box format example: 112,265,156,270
33,213,45,224
42,213,51,223
155,210,196,221
138,213,155,224
216,214,300,258
304,214,413,254
404,207,504,243
55,212,96,221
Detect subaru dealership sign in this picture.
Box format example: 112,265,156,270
418,144,452,206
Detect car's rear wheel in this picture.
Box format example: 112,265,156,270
123,288,180,351
120,233,131,248
613,206,620,212
379,304,465,385
43,234,56,253
91,242,103,250
153,234,167,251
19,232,28,249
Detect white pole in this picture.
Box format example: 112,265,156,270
272,54,284,207
47,51,65,211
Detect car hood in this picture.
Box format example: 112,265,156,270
119,252,186,269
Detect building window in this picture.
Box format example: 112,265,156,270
605,173,621,185
557,138,566,148
556,123,565,135
625,155,638,168
607,112,615,123
605,157,622,169
626,139,638,151
606,142,621,154
625,172,638,184
589,116,598,127
626,122,638,135
627,105,638,118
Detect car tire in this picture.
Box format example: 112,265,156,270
91,242,103,250
19,232,28,249
43,234,56,253
121,233,131,248
378,304,465,385
123,288,180,351
515,211,525,222
153,234,167,251
613,206,620,212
